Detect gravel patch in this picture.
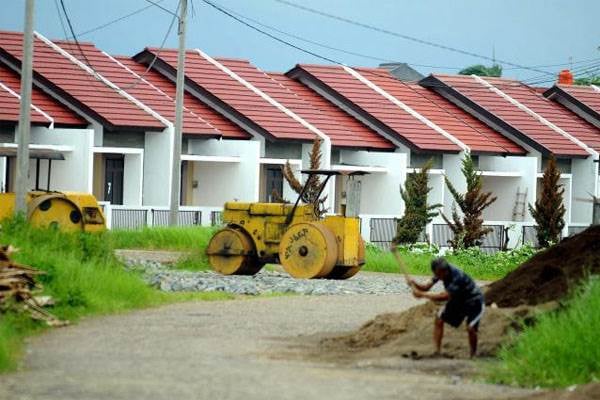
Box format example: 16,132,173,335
124,259,413,296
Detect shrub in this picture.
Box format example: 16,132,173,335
489,278,600,388
441,155,497,249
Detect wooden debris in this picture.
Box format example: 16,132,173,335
0,244,68,327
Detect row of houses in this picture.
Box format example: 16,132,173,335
0,30,598,248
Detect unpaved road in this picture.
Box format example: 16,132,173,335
0,294,532,400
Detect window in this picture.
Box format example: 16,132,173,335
265,166,284,202
409,153,443,169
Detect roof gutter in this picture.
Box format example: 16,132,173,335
473,75,599,160
0,80,54,128
342,66,470,153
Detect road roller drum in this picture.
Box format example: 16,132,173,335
278,222,338,279
206,227,263,275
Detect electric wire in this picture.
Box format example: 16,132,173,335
77,0,166,38
272,0,554,76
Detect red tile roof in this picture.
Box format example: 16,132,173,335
0,31,164,131
546,84,600,120
142,48,316,142
267,72,395,150
350,66,523,154
406,83,525,155
0,62,86,126
53,41,221,137
429,75,597,156
114,56,249,140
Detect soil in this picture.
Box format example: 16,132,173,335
485,225,600,307
510,383,600,400
316,301,556,360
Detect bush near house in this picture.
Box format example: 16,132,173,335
442,155,497,249
364,243,537,281
529,155,566,248
0,219,230,372
393,160,441,245
489,277,600,388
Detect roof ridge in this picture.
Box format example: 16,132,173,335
405,82,511,153
33,31,169,128
474,75,598,157
344,66,468,152
0,78,54,127
104,53,221,134
193,48,331,146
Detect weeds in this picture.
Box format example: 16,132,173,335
488,278,600,388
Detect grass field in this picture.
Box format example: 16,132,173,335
363,243,537,281
0,220,228,372
488,278,600,388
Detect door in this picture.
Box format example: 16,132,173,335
265,166,283,202
104,156,124,205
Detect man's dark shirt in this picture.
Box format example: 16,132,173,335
432,264,482,302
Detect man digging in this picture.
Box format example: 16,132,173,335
407,257,485,358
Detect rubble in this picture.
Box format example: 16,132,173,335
0,245,67,327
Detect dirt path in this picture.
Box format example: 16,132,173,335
0,294,533,400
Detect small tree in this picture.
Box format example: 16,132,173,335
441,155,497,249
529,155,565,247
459,64,502,77
282,137,327,217
393,160,441,245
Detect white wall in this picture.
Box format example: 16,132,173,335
441,152,467,217
0,157,6,192
143,128,173,206
188,139,260,206
123,153,143,205
569,157,597,224
338,150,406,215
479,155,538,222
30,127,95,192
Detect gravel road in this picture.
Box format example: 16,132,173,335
0,294,533,400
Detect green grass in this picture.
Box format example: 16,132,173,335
0,219,226,372
488,278,600,388
108,226,217,251
363,243,537,281
108,226,219,272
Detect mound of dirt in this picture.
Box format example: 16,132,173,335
485,225,600,307
319,301,554,360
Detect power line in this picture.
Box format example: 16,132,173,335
198,0,530,151
53,0,69,39
142,0,179,19
77,0,166,38
272,0,555,76
58,0,98,76
119,0,180,90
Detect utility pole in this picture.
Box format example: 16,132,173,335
15,0,35,215
169,0,187,226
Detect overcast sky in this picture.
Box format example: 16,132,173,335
2,0,599,84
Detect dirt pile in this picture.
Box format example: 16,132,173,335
485,225,600,307
320,301,554,360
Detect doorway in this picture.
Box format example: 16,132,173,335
264,166,283,202
104,155,124,205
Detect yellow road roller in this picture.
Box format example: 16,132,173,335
0,191,106,232
206,170,366,279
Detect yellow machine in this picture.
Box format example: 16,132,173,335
206,170,366,279
0,191,106,232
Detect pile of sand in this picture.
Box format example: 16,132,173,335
486,225,600,307
320,301,554,359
